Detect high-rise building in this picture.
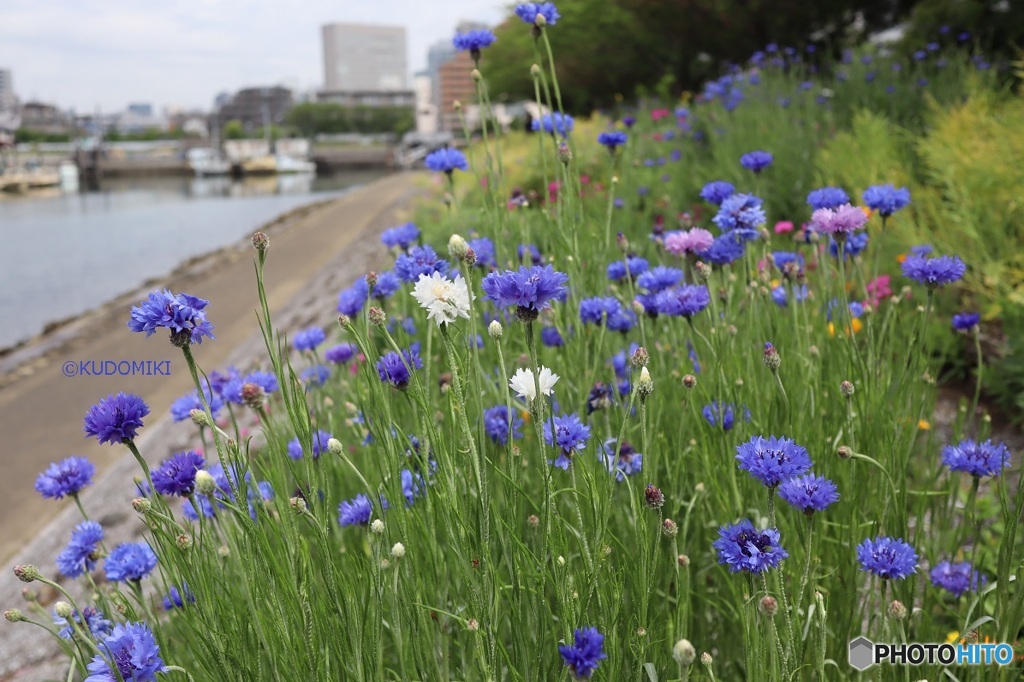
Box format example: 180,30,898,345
437,51,476,132
0,68,16,112
320,23,413,108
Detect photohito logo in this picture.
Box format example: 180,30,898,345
849,636,1015,670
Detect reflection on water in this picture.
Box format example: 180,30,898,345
0,171,386,350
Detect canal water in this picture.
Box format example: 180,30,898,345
0,171,386,350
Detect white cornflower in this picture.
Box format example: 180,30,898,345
411,272,473,327
509,366,559,402
391,542,405,559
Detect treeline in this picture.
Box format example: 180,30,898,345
284,103,415,137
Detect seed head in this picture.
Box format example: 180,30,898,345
370,519,385,534
527,514,539,528
217,545,230,559
682,374,697,389
673,639,696,666
759,595,778,617
467,618,480,631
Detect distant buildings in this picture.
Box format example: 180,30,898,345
115,102,167,134
437,52,476,132
0,68,15,112
413,73,437,134
319,23,413,108
216,86,294,134
20,101,70,135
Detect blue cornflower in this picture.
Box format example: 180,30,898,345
778,473,839,515
952,312,980,331
910,244,933,257
544,413,591,470
579,297,620,325
338,493,373,527
901,254,966,288
736,435,812,488
622,115,636,128
468,237,497,268
863,184,911,217
515,2,560,26
325,343,358,364
771,286,788,307
636,266,683,293
703,233,746,265
395,245,449,283
56,521,105,578
558,626,607,679
483,405,524,445
606,306,636,332
829,231,869,259
481,265,569,321
162,584,196,611
128,289,215,346
84,621,164,682
930,560,982,598
714,519,789,574
286,430,334,460
84,393,149,445
152,450,205,497
222,370,279,405
453,29,497,55
518,243,542,265
532,112,574,137
171,378,224,418
104,542,158,582
856,536,918,580
713,193,766,238
597,131,628,151
377,346,423,390
700,180,735,205
609,344,639,379
740,150,773,173
425,147,469,174
300,364,331,387
586,382,615,414
654,285,711,318
942,439,1011,478
601,439,642,480
293,326,326,352
541,326,565,347
606,256,649,282
381,222,420,250
701,401,748,431
337,278,369,316
367,270,401,299
807,187,850,210
55,606,113,641
772,251,804,272
36,456,95,500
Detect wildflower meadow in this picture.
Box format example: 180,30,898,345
7,6,1024,681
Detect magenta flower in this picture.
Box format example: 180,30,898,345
810,204,868,235
664,228,714,256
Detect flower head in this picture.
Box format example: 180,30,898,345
778,474,839,515
381,222,420,250
84,393,150,445
56,521,105,578
128,290,214,345
636,266,683,294
558,626,607,679
654,284,710,318
807,187,851,210
483,406,524,445
810,204,868,235
606,256,649,282
736,435,812,488
952,312,980,331
665,228,714,256
292,326,326,352
701,401,747,431
425,148,469,174
601,439,642,480
515,2,560,26
578,297,620,325
152,450,205,497
287,430,334,460
829,231,869,259
481,265,569,321
55,605,112,640
84,621,164,682
170,384,223,421
36,456,95,499
714,519,788,574
541,326,564,347
703,233,746,265
713,193,766,238
411,272,473,326
930,560,982,598
902,254,966,288
325,343,358,364
544,413,591,469
862,184,911,217
104,543,157,582
337,279,369,316
376,346,423,390
509,366,559,402
532,112,573,137
453,29,497,54
941,438,1011,478
740,150,773,173
395,245,449,283
162,584,196,610
597,131,628,151
338,494,373,527
699,180,735,205
856,536,918,580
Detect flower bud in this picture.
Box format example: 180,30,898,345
251,231,269,252
463,248,477,266
631,300,645,316
662,518,678,538
837,445,853,459
189,408,210,427
240,383,266,410
534,12,547,26
365,271,378,290
327,438,344,455
195,470,216,496
370,519,385,534
557,556,566,567
391,542,406,559
693,261,711,282
453,99,462,111
217,545,230,558
131,497,152,514
673,639,696,666
289,496,308,513
763,342,781,372
887,600,908,620
530,64,541,78
630,346,649,368
21,588,38,602
557,141,572,165
368,307,386,326
808,344,819,357
682,374,697,389
488,320,503,339
645,484,664,508
176,533,193,550
527,514,539,528
5,609,25,623
840,380,855,398
759,595,778,617
338,314,351,328
467,618,480,631
471,68,482,82
677,554,690,567
54,601,73,619
636,367,654,398
448,234,469,261
13,565,40,583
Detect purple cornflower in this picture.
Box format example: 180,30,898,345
606,306,636,332
300,364,332,387
518,243,542,265
338,493,373,527
740,150,773,173
856,536,918,580
425,148,469,174
558,626,607,679
601,439,642,480
467,236,496,268
152,451,205,497
606,256,649,282
902,254,966,288
515,2,560,26
807,187,850,210
395,245,449,283
778,474,839,515
453,29,497,55
636,266,683,293
713,193,766,239
84,393,150,445
911,244,934,257
699,180,735,205
930,560,982,598
337,279,369,316
942,439,1011,478
703,233,746,265
828,231,869,259
481,265,569,321
369,271,401,299
381,222,420,250
376,346,423,390
544,413,591,470
325,343,359,364
483,405,524,445
586,382,615,414
952,313,980,331
286,430,334,460
736,435,812,488
84,622,164,682
162,584,196,610
579,297,620,325
714,519,789,574
55,606,113,640
532,112,574,137
541,326,564,347
56,521,105,578
293,327,326,352
597,131,628,151
222,370,279,405
128,290,214,346
701,401,746,431
171,382,223,420
664,228,714,256
36,456,95,500
104,543,157,582
655,284,711,318
810,204,868,236
862,184,911,217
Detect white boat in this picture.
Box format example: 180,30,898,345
274,153,316,174
187,148,231,177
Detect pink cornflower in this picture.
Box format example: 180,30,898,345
774,220,794,234
664,228,714,256
651,108,670,121
810,204,868,235
866,275,892,305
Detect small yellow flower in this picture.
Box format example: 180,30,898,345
918,419,931,431
770,278,780,289
520,410,531,423
828,322,836,337
896,253,908,264
946,631,960,644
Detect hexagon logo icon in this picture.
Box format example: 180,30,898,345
849,637,875,671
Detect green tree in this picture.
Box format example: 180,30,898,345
222,120,247,140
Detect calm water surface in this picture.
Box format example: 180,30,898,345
0,172,385,350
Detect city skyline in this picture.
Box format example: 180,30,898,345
0,0,504,113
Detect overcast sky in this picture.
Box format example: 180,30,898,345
0,0,506,113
